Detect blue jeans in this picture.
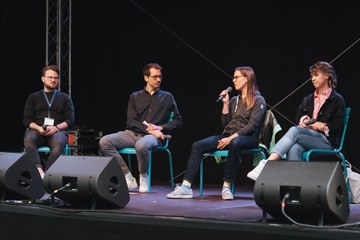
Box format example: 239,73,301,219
271,126,332,160
99,130,161,175
23,129,68,170
183,134,257,184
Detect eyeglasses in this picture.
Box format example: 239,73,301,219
233,75,245,80
45,76,59,80
149,75,163,80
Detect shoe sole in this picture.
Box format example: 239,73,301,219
222,196,234,200
166,195,193,199
128,185,138,190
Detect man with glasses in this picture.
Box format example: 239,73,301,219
99,63,183,192
23,65,75,178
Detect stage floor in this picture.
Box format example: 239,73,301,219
1,182,360,240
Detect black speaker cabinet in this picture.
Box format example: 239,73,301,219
254,160,349,224
0,152,45,201
43,155,130,209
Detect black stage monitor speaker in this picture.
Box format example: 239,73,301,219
0,152,45,201
43,155,130,209
254,161,349,224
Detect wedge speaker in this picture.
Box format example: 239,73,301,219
0,152,45,201
254,160,349,223
43,155,130,209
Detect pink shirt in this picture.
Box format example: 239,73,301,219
313,88,332,119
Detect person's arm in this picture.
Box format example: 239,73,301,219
221,90,230,114
159,95,183,133
221,95,235,127
295,94,313,125
23,92,47,134
236,96,266,136
319,93,345,138
60,93,75,130
126,93,148,133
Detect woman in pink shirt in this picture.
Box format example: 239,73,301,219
247,61,345,181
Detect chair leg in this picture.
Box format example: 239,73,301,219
166,149,174,190
65,144,70,155
127,155,133,175
200,158,204,197
340,154,352,203
200,155,235,196
260,151,266,160
147,154,152,192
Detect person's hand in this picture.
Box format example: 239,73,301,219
315,122,328,133
148,129,165,140
299,115,311,128
146,123,162,132
39,125,49,135
220,90,229,104
217,137,231,150
44,125,59,136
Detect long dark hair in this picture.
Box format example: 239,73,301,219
234,66,259,110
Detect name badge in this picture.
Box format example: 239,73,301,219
44,117,55,126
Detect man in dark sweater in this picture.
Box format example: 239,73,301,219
99,63,183,192
23,65,75,178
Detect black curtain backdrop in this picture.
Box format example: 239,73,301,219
1,0,359,184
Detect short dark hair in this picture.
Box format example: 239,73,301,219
42,65,60,76
143,63,162,76
309,61,337,88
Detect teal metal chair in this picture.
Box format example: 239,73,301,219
118,112,175,192
200,147,266,197
37,144,71,155
301,107,351,202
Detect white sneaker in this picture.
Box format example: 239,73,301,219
222,188,234,200
247,159,268,181
166,185,193,199
126,176,138,190
139,175,149,192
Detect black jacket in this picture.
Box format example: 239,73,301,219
295,89,345,148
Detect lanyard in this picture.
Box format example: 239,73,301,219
42,90,58,118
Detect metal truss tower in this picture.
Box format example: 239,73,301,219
46,0,72,96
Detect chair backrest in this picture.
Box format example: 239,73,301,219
336,107,351,151
168,111,174,122
37,144,71,155
258,110,282,154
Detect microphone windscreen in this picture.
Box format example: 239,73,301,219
164,135,172,140
226,86,233,93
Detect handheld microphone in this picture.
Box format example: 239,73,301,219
216,86,232,102
304,118,316,126
163,135,172,140
143,121,172,140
